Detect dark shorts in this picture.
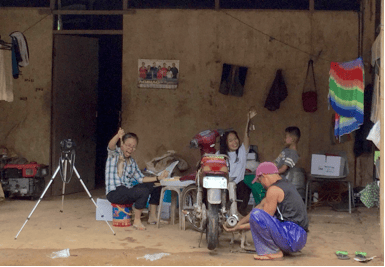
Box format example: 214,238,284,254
106,183,162,209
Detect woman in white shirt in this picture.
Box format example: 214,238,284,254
219,110,256,216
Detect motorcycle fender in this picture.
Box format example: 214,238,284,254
207,188,222,204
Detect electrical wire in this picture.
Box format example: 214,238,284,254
22,13,51,34
310,182,347,208
221,10,371,65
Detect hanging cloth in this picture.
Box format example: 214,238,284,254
9,31,29,67
370,31,382,123
329,57,365,138
11,41,19,79
219,64,247,97
0,47,14,102
353,84,374,157
264,69,288,111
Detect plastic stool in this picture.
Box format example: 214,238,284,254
157,180,195,230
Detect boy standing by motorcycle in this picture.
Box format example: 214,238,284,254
224,162,308,260
274,126,301,179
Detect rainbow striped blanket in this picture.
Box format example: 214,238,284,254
329,57,364,137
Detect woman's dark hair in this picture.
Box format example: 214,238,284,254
219,130,240,155
122,132,139,145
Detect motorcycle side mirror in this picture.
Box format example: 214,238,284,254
190,139,198,149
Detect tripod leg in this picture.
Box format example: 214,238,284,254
59,182,66,229
15,166,60,240
59,159,68,230
73,167,116,235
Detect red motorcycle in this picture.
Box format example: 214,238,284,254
182,129,240,250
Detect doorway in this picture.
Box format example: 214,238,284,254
95,35,122,188
51,34,122,195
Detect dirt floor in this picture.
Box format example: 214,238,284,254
0,188,383,266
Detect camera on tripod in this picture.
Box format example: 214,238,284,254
60,139,76,153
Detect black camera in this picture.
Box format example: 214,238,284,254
60,139,76,153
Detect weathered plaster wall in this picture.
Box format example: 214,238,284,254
0,8,52,165
122,9,375,184
0,6,376,188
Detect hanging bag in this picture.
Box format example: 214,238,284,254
302,60,317,113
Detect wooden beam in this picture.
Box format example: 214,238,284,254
50,0,55,10
53,30,123,35
52,10,136,15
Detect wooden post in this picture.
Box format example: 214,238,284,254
380,0,385,260
215,0,220,10
309,0,314,11
123,0,128,10
50,0,55,10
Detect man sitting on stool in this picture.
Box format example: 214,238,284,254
105,128,168,230
224,162,308,260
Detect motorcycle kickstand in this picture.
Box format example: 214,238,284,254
198,231,204,248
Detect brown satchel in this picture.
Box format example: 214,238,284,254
302,60,317,113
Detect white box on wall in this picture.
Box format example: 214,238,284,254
311,154,345,177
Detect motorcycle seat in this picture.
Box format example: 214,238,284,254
202,170,229,177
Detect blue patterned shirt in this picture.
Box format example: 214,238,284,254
105,146,144,195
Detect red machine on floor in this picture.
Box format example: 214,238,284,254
1,162,49,199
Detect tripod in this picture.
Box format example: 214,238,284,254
15,146,116,239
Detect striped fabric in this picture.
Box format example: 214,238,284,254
329,57,365,137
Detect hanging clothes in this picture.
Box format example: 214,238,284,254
9,31,29,67
360,181,380,208
264,69,288,111
329,57,364,138
11,41,19,79
219,64,247,97
353,84,374,157
330,114,351,144
370,31,382,123
0,47,14,102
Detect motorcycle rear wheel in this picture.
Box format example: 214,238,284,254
206,203,219,250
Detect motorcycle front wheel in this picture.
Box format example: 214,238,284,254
206,203,219,250
181,184,202,232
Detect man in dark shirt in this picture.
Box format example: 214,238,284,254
149,62,158,79
224,162,308,260
170,62,179,79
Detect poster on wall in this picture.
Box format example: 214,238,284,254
138,59,179,89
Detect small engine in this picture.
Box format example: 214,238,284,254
1,163,49,199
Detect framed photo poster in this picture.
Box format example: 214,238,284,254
138,59,179,89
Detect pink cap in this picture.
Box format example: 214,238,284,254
252,162,279,184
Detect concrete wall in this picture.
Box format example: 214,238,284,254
122,9,375,184
0,8,52,165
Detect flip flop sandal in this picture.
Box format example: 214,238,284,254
147,219,169,225
354,251,376,262
133,224,146,230
336,251,350,260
